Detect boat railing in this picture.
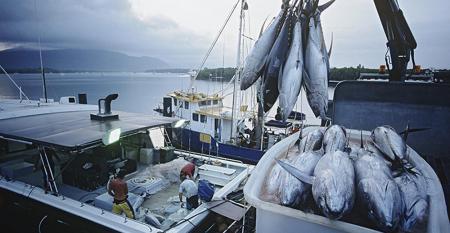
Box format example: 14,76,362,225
174,149,245,166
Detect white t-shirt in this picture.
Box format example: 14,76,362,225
179,179,198,198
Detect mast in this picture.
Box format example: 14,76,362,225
34,0,48,103
230,0,246,142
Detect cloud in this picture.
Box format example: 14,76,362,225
0,0,449,68
0,0,209,67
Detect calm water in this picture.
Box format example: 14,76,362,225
0,72,332,125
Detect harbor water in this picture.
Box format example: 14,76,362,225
0,72,334,125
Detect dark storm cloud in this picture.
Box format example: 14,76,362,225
0,0,207,66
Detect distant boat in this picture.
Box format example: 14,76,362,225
154,2,302,164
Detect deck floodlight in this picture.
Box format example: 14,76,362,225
102,128,121,145
173,119,189,128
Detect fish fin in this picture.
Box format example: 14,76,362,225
276,159,315,184
360,130,364,149
318,0,336,13
259,16,269,39
399,125,431,141
328,32,333,58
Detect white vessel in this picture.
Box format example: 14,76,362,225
0,96,253,233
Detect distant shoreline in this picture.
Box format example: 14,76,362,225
3,66,441,82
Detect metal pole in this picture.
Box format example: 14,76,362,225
34,0,47,103
231,0,245,142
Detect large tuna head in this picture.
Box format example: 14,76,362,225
371,126,407,162
298,128,324,153
323,125,347,153
358,178,403,232
314,171,352,219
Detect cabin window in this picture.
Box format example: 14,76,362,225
213,100,218,105
207,100,212,105
192,113,199,121
185,101,189,109
200,101,206,106
173,98,177,106
200,114,207,123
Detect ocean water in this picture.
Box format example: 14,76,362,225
0,72,333,125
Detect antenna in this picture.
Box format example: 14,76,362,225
34,0,48,103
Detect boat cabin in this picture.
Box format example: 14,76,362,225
168,91,236,143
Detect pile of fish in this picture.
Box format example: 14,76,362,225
267,125,429,232
241,0,334,121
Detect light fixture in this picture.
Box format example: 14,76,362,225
172,119,189,128
102,128,121,145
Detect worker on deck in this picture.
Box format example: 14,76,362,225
108,169,135,219
179,170,199,210
180,162,196,178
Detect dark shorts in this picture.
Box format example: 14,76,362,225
186,195,199,210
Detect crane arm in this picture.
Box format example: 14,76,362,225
373,0,417,81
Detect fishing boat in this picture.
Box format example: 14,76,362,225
0,76,254,232
0,48,259,233
155,0,302,164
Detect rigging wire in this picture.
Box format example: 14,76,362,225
0,65,31,102
190,0,241,91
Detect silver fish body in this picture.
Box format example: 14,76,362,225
280,151,322,207
266,159,286,197
262,13,293,112
313,150,355,219
298,128,324,153
276,150,355,219
323,125,347,153
395,172,428,232
371,126,407,162
241,11,284,91
303,9,329,119
355,154,404,232
278,20,304,121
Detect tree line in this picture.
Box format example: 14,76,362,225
197,65,380,82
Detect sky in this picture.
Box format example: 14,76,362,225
0,0,449,69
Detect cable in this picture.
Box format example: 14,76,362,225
190,0,241,91
38,215,48,233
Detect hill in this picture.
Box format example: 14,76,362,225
0,48,169,72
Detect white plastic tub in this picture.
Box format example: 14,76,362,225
244,129,450,233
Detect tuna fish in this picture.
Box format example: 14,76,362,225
277,150,355,220
278,19,304,121
265,159,286,197
323,125,347,153
394,172,428,232
262,12,294,112
355,153,404,232
371,125,407,162
303,0,334,120
241,10,286,91
298,128,324,153
279,151,322,207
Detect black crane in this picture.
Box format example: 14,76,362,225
373,0,417,82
